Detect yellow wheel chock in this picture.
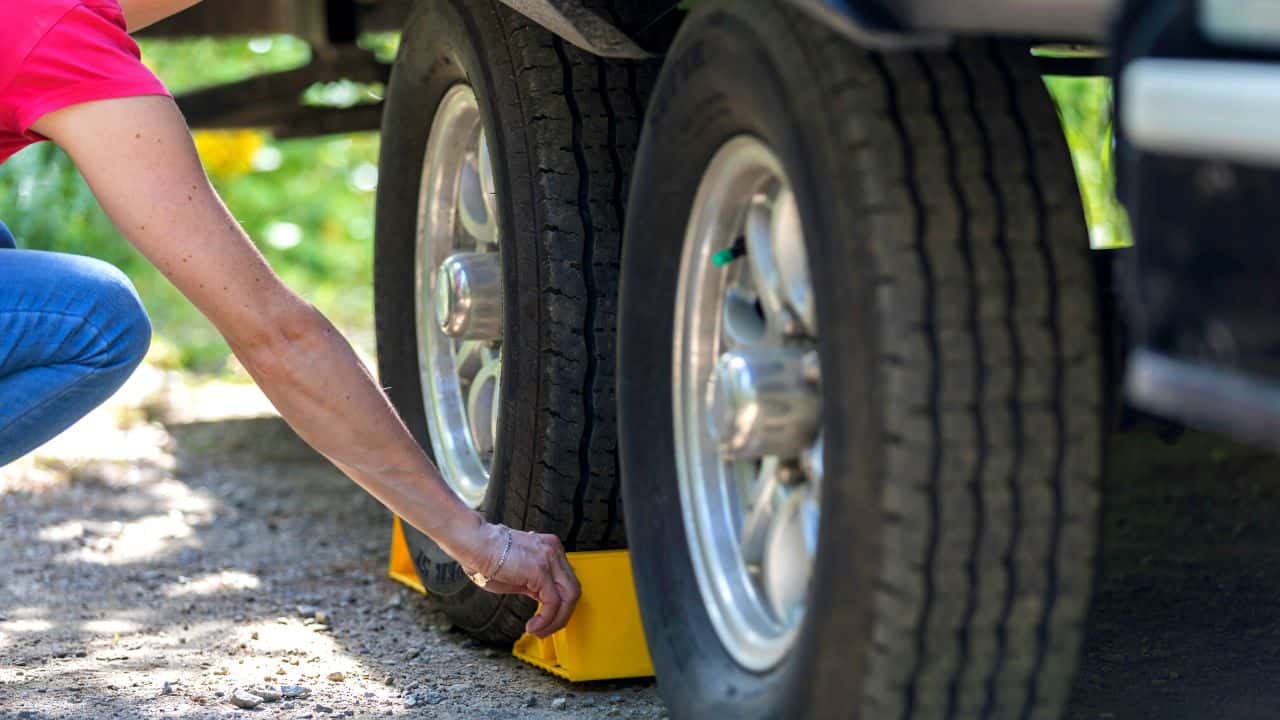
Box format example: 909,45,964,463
388,516,655,681
387,516,427,594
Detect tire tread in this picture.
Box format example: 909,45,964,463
504,12,654,553
805,33,1101,720
381,0,656,646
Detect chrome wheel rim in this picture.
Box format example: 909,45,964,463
673,136,822,671
415,85,503,509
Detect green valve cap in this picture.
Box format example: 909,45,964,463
712,246,744,267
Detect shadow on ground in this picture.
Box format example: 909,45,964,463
1068,425,1280,719
7,368,1280,719
0,380,662,720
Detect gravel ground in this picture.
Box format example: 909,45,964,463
8,365,1280,720
0,367,665,720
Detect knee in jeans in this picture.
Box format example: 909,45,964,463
115,300,153,374
83,260,152,373
0,220,15,250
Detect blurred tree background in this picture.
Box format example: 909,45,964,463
0,35,391,372
0,36,1124,375
1046,74,1131,250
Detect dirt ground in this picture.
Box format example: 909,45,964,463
0,367,664,719
5,366,1280,719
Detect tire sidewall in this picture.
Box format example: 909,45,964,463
375,0,539,626
620,5,882,717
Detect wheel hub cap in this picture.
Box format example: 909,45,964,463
436,253,503,341
708,348,820,461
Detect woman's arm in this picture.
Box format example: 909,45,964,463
117,0,204,32
32,96,581,637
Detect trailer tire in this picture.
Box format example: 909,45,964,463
619,3,1103,717
374,0,653,644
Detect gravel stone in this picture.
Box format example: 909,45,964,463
254,687,282,702
229,688,263,709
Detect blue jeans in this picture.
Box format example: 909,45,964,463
0,220,152,467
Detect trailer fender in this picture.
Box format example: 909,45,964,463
498,0,653,58
785,0,946,49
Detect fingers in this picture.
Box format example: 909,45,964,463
524,534,583,638
526,563,562,638
543,553,580,635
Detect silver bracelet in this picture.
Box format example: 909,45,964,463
468,526,513,589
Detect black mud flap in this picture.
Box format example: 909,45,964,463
1115,0,1280,448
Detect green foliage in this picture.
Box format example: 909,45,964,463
0,36,379,372
1045,75,1132,249
145,35,312,93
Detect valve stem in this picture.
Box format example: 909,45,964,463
712,236,747,267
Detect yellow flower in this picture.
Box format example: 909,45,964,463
193,130,266,178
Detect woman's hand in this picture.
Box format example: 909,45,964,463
456,523,582,637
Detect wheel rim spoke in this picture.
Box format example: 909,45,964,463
478,133,498,237
722,286,766,350
801,432,824,490
467,358,499,459
458,145,497,249
739,459,781,573
455,340,486,381
744,187,795,337
761,481,819,623
489,359,502,450
770,186,817,336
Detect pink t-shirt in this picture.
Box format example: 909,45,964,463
0,0,170,164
